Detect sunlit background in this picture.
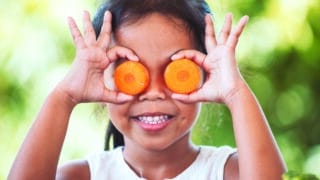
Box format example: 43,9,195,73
0,0,319,179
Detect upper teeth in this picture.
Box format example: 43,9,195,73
137,115,169,124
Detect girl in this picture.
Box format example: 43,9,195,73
8,0,287,179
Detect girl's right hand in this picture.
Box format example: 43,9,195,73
58,11,136,105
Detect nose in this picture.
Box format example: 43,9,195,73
138,74,166,101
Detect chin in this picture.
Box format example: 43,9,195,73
136,132,190,152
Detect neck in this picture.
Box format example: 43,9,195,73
122,134,199,180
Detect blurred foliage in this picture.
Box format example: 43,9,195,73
0,0,319,179
282,171,319,180
194,0,320,178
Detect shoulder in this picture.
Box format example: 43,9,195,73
56,160,90,180
86,148,122,168
199,146,239,180
224,151,239,180
200,145,236,159
56,148,123,180
86,148,125,179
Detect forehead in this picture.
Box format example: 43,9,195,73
114,13,196,62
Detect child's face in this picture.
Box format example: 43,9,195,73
107,13,201,150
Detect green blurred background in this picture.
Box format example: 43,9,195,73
0,0,319,179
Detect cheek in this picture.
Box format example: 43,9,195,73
107,104,116,119
179,103,201,123
107,103,129,127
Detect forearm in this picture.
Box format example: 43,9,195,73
226,81,287,180
8,87,76,180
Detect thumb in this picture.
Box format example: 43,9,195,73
101,90,134,104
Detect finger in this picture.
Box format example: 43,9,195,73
226,15,249,48
171,49,206,66
67,17,86,49
83,10,97,45
171,93,197,103
102,90,134,104
204,14,217,52
218,13,233,45
171,90,205,103
97,11,112,50
107,46,139,62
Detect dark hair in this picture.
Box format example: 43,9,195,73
92,0,211,150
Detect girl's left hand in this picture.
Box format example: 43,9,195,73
171,13,249,104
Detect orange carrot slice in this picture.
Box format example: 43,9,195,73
114,61,149,95
164,59,201,94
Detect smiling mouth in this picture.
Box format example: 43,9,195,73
133,115,173,125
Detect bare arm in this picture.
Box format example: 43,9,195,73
8,11,135,179
225,81,286,179
8,89,76,179
56,160,90,180
171,13,287,179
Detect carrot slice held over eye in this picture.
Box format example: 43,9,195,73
164,59,202,94
114,61,149,95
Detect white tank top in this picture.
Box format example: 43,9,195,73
87,146,236,180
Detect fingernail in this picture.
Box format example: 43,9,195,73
171,94,182,99
118,93,133,101
171,54,181,60
67,16,72,23
104,11,111,17
130,54,139,61
244,15,249,22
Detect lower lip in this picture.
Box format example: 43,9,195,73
135,119,171,132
